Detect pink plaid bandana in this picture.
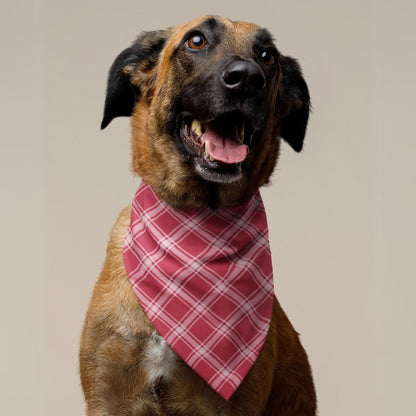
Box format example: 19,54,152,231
123,182,274,400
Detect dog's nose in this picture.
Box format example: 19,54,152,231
221,60,266,93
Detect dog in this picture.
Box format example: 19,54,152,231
80,15,317,416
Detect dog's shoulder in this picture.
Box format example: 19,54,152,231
87,205,136,319
84,204,152,338
98,205,133,299
106,205,132,256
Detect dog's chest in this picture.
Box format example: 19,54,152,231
140,331,233,415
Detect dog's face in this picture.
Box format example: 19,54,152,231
101,16,310,208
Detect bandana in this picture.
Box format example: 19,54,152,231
123,181,274,400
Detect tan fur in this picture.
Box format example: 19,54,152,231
80,16,316,415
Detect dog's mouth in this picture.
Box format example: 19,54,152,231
178,112,255,183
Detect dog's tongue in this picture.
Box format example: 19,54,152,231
202,123,248,164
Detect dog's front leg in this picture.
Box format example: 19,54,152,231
260,305,317,416
81,332,167,416
79,208,166,416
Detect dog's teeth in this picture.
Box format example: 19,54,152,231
239,123,245,143
205,141,215,161
192,119,202,136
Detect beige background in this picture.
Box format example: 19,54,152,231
1,0,415,415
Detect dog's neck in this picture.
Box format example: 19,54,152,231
134,170,269,210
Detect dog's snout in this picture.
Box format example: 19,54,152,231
221,60,266,93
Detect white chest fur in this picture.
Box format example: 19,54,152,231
141,331,178,384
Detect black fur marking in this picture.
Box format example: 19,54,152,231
254,29,275,49
176,51,272,130
203,17,219,31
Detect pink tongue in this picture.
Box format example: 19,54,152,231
202,124,248,164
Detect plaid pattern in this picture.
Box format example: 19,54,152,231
123,182,274,400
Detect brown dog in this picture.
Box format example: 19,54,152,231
80,15,316,415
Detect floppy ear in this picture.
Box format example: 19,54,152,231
101,30,167,130
278,56,311,152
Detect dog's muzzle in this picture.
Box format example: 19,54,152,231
177,59,268,184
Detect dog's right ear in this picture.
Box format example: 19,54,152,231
101,30,167,130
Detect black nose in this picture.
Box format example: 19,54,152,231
221,60,266,93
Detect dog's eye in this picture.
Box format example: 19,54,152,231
186,35,207,50
260,48,275,66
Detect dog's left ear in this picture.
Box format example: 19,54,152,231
277,56,311,152
101,30,167,130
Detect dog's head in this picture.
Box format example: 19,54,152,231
101,16,310,208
